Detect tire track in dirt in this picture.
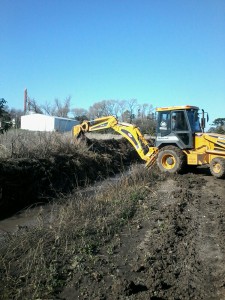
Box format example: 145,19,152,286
60,172,225,300
196,177,225,299
136,173,225,300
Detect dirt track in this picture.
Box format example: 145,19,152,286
60,170,225,300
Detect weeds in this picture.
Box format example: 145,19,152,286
0,129,156,298
0,165,157,299
0,129,89,158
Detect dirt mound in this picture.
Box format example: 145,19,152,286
0,138,140,217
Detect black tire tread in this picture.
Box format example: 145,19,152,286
210,157,225,179
157,145,186,174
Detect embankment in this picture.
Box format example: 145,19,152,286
0,138,139,218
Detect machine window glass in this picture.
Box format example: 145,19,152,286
171,111,188,131
187,110,201,132
158,112,171,131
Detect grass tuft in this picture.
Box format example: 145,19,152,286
0,165,158,299
0,129,89,158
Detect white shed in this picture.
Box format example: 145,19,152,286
21,113,79,132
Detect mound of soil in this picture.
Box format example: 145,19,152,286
0,138,140,218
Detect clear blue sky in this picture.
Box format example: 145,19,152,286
1,0,225,125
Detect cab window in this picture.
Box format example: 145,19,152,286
157,112,171,132
171,111,188,131
187,110,201,132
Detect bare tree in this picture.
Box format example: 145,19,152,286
116,100,127,121
88,99,127,119
146,104,154,119
54,96,71,117
27,98,43,114
41,101,54,115
126,99,138,123
138,103,148,119
42,97,71,117
136,103,154,124
71,108,88,121
86,99,155,129
121,110,131,123
88,101,106,118
104,100,117,116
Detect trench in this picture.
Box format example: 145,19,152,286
0,172,125,236
0,138,140,235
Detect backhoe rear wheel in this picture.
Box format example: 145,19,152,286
157,145,186,174
209,157,225,179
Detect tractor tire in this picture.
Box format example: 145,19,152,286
209,157,225,179
157,145,186,174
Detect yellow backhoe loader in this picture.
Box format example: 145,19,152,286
72,105,225,178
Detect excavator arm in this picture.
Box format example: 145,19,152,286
73,116,158,168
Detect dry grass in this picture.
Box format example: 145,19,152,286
0,129,89,158
0,165,159,299
0,129,157,298
0,129,154,159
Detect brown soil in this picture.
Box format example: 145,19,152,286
0,138,140,218
0,137,225,299
59,170,225,300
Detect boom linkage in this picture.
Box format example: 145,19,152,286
73,116,158,168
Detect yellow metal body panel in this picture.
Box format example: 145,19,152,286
156,105,199,112
72,116,158,165
184,133,225,165
73,115,225,170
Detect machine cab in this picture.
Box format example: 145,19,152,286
155,105,202,149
